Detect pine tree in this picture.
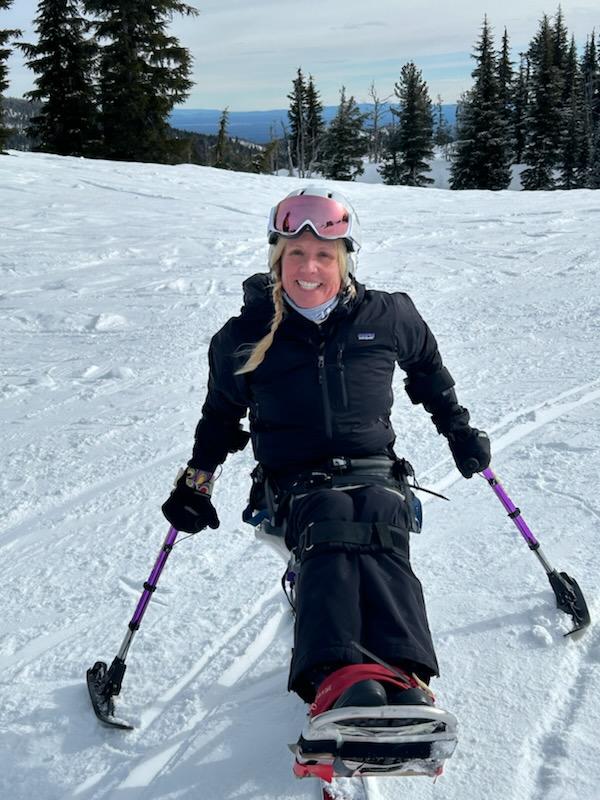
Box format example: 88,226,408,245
558,36,585,188
0,0,21,152
321,86,367,181
380,62,433,186
378,114,403,184
497,28,515,158
287,67,307,176
513,53,530,163
251,139,278,174
575,104,592,185
213,107,229,168
304,74,325,176
588,129,600,188
449,89,475,182
19,0,99,156
582,33,600,187
521,14,564,189
395,62,434,186
553,5,569,74
266,124,284,173
450,16,512,190
85,0,197,163
433,94,454,154
582,35,599,128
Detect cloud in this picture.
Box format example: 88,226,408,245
4,0,600,109
334,21,388,31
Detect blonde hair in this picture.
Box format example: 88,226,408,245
235,238,356,375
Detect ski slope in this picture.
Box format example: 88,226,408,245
1,151,599,800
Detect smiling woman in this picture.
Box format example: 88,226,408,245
161,184,491,780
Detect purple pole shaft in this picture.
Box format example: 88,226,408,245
129,526,179,628
481,467,539,548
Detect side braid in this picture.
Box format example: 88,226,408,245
345,280,357,302
235,274,285,375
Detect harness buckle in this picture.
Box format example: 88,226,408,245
290,471,332,494
330,456,351,473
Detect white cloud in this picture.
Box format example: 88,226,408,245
3,0,600,108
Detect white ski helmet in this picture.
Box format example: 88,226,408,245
267,186,362,256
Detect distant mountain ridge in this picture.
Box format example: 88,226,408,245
3,98,456,148
169,104,457,144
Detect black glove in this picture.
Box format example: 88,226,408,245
447,427,491,478
161,467,220,533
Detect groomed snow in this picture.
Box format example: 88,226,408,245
1,151,599,800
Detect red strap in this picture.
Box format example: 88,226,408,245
293,760,334,782
310,663,419,717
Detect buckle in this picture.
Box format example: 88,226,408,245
290,471,332,494
330,456,351,473
298,524,314,554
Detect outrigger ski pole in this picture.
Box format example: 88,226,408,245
86,525,180,729
481,467,590,636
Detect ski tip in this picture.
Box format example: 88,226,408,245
86,662,134,731
551,572,591,636
94,711,135,731
564,622,590,640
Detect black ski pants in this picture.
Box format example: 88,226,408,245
285,485,439,702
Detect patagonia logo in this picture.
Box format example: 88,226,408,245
357,332,376,341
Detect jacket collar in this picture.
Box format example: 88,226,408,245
241,272,365,325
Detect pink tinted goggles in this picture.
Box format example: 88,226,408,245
268,195,352,243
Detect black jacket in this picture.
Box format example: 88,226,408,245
190,273,468,473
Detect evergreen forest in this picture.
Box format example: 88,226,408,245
1,3,599,189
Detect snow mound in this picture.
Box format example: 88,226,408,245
81,364,135,380
156,278,191,293
88,313,129,331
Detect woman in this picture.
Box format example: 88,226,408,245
162,186,491,776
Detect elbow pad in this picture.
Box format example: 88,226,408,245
405,366,470,435
404,366,455,405
191,420,250,471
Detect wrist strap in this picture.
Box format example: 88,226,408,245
184,467,215,496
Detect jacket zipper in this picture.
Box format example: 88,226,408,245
317,344,333,438
336,344,348,409
254,401,259,449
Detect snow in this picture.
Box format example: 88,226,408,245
283,153,527,190
354,156,456,188
1,150,599,800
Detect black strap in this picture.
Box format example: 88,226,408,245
373,521,395,548
329,473,399,491
299,520,408,557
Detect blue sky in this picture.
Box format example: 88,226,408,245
3,0,599,109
